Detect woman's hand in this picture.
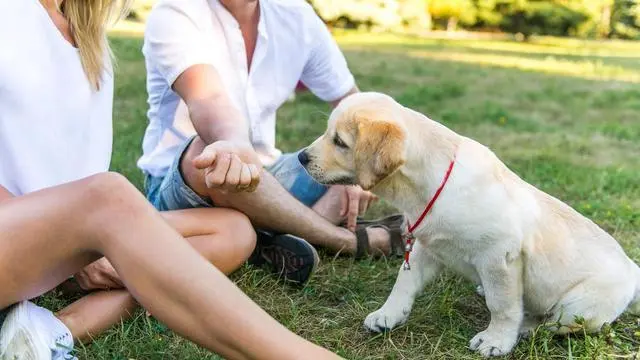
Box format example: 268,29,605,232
74,257,123,290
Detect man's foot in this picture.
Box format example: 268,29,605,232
364,227,392,256
353,215,405,258
0,301,76,360
249,231,320,286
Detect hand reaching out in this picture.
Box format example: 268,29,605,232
193,140,262,193
341,185,378,232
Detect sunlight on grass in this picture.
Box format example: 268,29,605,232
334,31,640,57
405,50,640,82
332,31,640,82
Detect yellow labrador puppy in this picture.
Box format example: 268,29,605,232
298,92,640,357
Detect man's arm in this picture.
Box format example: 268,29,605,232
330,85,359,109
144,2,260,191
173,64,252,147
144,2,252,148
172,65,261,191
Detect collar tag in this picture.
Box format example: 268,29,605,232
402,232,416,271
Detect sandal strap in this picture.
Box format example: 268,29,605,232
355,226,370,259
388,228,404,256
351,214,407,258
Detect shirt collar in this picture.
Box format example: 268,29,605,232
210,0,268,40
257,0,268,40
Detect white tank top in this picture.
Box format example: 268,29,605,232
0,0,113,196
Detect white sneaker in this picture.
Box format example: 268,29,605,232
0,301,76,360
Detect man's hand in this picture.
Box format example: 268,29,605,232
341,185,378,232
74,257,123,291
193,140,261,193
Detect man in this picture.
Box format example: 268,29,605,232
138,0,404,285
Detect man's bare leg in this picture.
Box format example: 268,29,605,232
183,137,390,255
0,173,337,360
56,207,257,344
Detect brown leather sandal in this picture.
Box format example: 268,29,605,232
352,214,406,259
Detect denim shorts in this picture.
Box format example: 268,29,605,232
145,136,328,211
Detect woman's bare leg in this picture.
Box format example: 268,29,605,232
0,173,337,360
57,207,257,343
55,290,138,343
161,208,257,271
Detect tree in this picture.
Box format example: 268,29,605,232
398,0,432,30
479,0,589,40
429,0,477,31
473,0,505,28
610,0,640,38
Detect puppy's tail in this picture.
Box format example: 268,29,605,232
629,263,640,315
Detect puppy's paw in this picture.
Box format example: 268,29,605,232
469,329,517,357
363,306,409,333
476,285,485,297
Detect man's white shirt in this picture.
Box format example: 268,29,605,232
138,0,355,176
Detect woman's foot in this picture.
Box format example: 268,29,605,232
0,301,76,360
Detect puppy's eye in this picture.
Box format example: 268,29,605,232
333,135,348,149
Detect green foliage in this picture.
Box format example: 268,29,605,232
127,0,640,39
309,0,403,29
397,0,432,28
498,1,590,38
611,0,640,38
125,0,155,22
474,0,506,27
429,0,477,30
308,0,431,29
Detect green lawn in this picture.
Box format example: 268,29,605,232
52,31,640,359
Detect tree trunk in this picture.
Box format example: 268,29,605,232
422,0,432,30
447,17,458,32
600,3,612,38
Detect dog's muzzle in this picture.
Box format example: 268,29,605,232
298,150,310,166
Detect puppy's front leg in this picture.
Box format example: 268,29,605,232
469,254,524,357
364,240,441,332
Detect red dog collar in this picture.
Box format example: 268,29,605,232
403,151,457,270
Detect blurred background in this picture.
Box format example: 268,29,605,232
125,0,640,40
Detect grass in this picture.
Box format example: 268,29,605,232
44,29,640,359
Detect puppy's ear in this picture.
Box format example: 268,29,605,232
354,117,406,190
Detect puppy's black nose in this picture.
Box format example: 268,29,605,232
298,150,310,166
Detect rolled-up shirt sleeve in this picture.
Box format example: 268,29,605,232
143,1,215,87
300,13,355,103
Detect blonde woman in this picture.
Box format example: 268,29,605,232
0,0,338,359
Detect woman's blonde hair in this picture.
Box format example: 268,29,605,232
60,0,131,90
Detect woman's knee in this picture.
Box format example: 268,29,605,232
77,172,157,247
162,207,256,270
215,210,256,259
80,172,149,218
227,211,257,258
202,210,256,267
